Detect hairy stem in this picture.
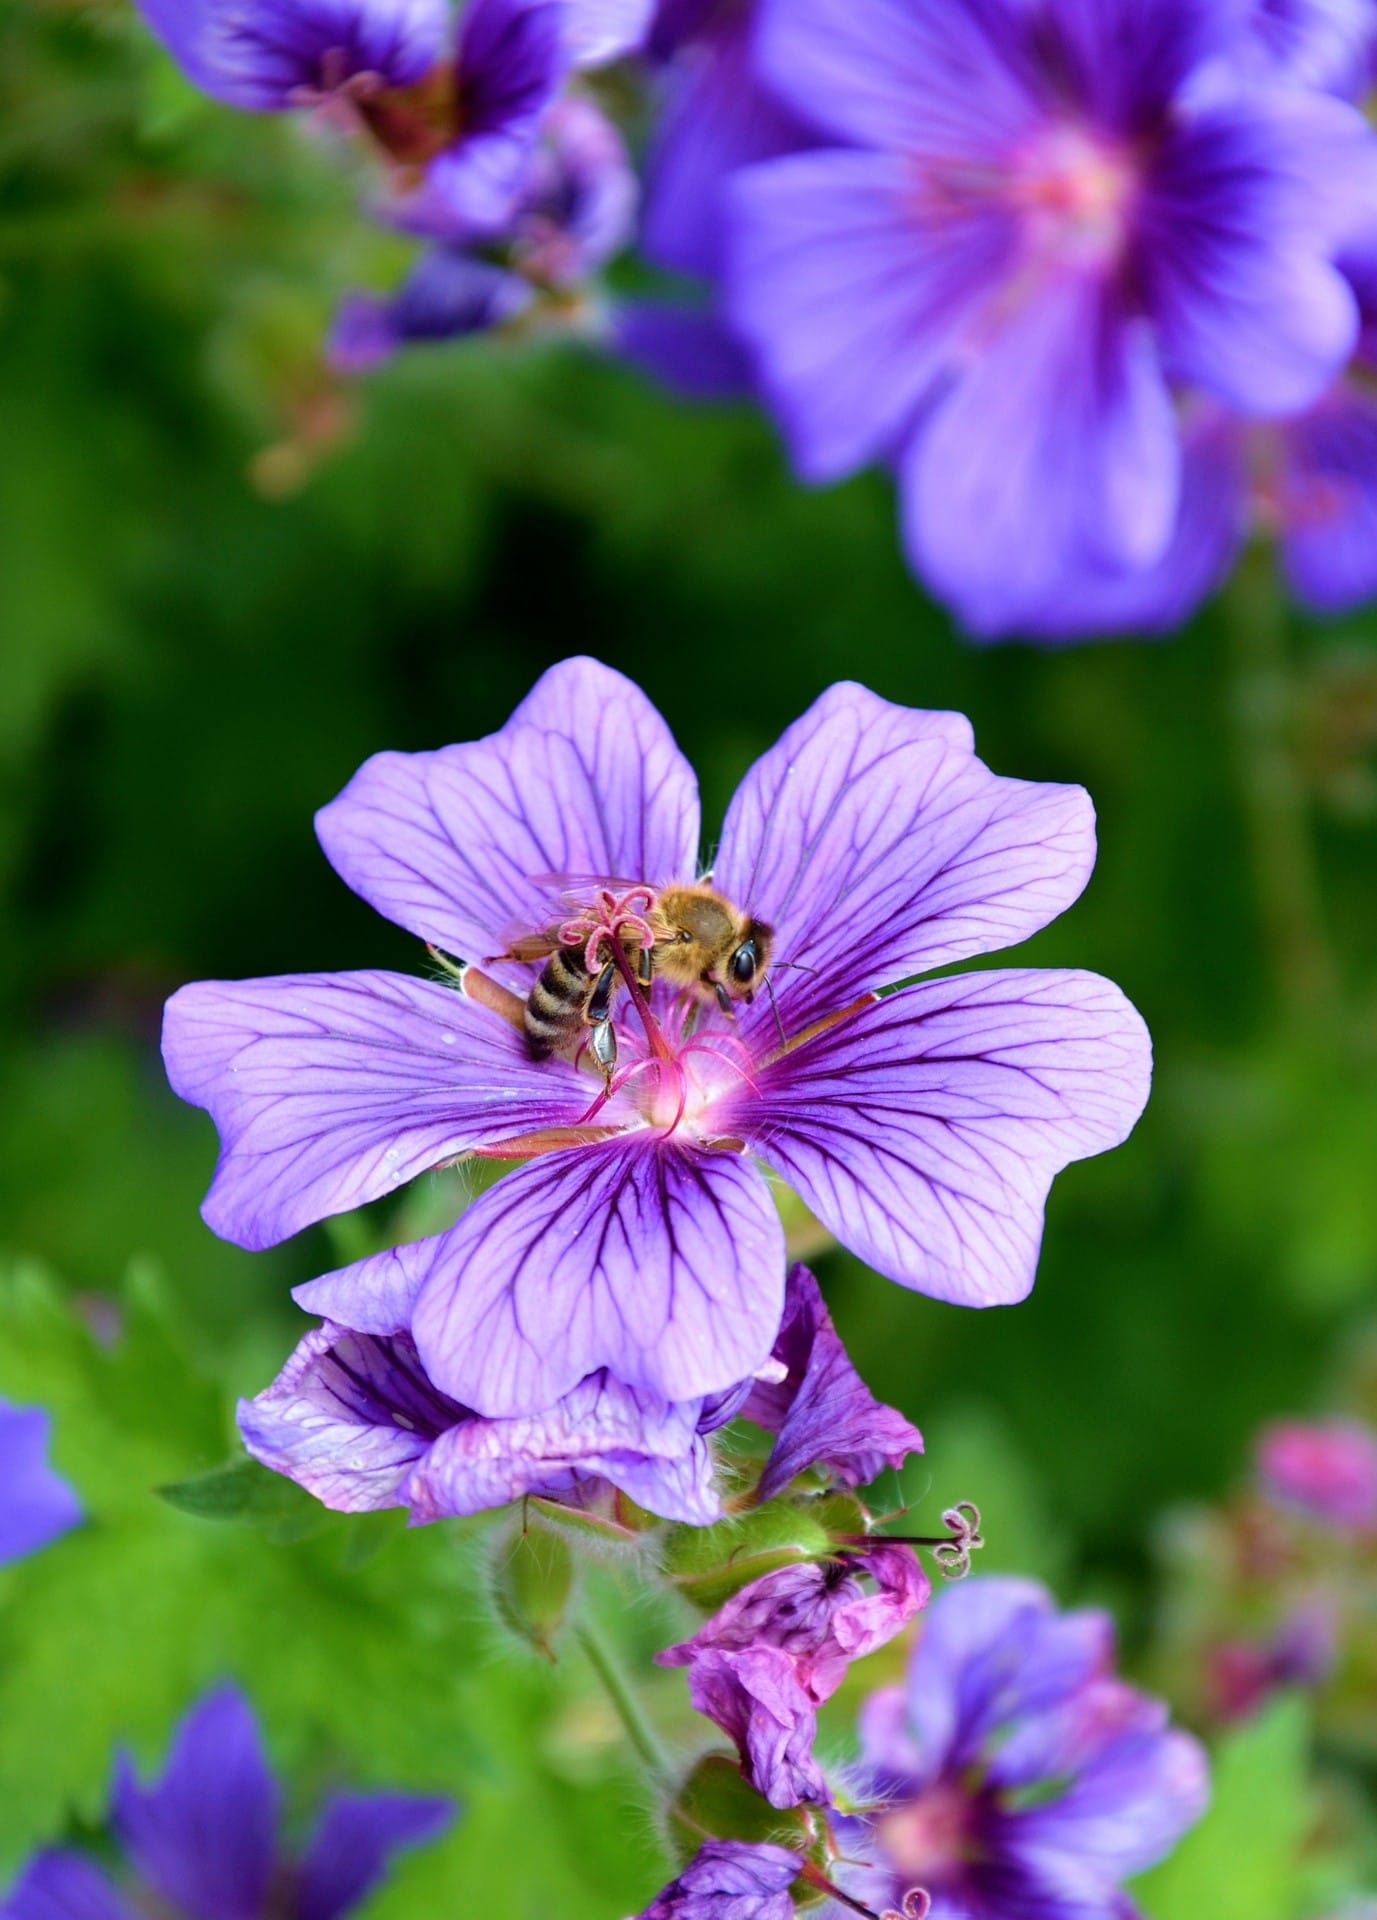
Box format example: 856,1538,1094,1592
575,1618,670,1783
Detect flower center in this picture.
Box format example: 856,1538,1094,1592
1014,123,1139,266
877,1780,975,1881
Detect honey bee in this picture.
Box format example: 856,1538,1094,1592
499,882,774,1081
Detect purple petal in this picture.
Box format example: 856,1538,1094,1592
1280,380,1377,613
1035,0,1247,133
636,1840,802,1920
1244,0,1377,93
315,658,700,980
752,0,1040,155
562,0,654,65
733,971,1151,1310
113,1687,278,1920
994,402,1248,644
614,303,758,403
1141,93,1374,416
0,1401,81,1566
1003,1702,1208,1880
903,274,1179,637
396,1137,785,1415
238,1325,458,1512
0,1854,139,1920
746,1267,924,1502
134,0,449,110
458,0,563,138
683,1645,830,1809
714,684,1095,1041
406,1371,722,1523
727,151,1014,481
297,1793,455,1920
330,251,532,367
643,16,805,282
162,970,588,1251
903,1579,1112,1781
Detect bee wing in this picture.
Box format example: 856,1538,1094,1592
490,926,564,964
526,870,655,909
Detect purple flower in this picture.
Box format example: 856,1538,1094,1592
658,1544,930,1808
839,1577,1208,1920
0,1399,81,1566
0,1685,453,1920
336,96,638,367
1256,1417,1377,1532
163,659,1150,1421
635,1840,802,1920
1208,1601,1338,1721
241,1262,920,1527
725,0,1377,637
134,0,450,110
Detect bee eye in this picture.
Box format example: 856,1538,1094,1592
679,930,693,944
729,941,758,986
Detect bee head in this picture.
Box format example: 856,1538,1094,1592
724,919,773,1002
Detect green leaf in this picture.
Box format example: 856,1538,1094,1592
1133,1697,1311,1920
158,1456,332,1541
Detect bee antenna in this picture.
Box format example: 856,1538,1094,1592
764,972,786,1048
771,958,818,976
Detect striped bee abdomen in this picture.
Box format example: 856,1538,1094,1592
524,944,592,1060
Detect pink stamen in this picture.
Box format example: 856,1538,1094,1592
558,885,659,973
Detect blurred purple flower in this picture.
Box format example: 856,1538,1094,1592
163,658,1150,1421
241,1263,920,1526
838,1577,1208,1920
658,1543,929,1808
0,1399,81,1566
1209,1601,1338,1721
1257,1417,1377,1531
725,0,1377,637
0,1685,453,1920
635,1840,802,1920
334,97,637,368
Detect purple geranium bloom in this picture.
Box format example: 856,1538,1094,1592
0,1399,81,1566
635,1840,803,1920
838,1577,1208,1920
0,1685,453,1920
1256,1417,1377,1532
726,0,1377,636
334,96,637,368
241,1262,922,1527
163,659,1150,1421
659,1543,930,1808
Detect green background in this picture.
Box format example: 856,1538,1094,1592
2,6,1375,1914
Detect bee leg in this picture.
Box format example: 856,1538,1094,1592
637,945,654,987
587,959,618,1027
590,1016,618,1088
713,981,736,1019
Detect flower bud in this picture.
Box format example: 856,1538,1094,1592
658,1502,835,1613
488,1519,577,1660
662,1755,819,1870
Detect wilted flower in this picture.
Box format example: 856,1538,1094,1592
659,1543,929,1808
635,1839,802,1920
1257,1416,1377,1532
837,1577,1208,1920
725,0,1377,637
0,1399,81,1567
164,658,1149,1421
0,1685,453,1920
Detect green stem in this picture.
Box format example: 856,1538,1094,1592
575,1618,671,1783
1223,555,1339,1023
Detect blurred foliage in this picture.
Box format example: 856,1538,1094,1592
2,3,1377,1913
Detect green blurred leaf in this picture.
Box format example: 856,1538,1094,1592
1134,1697,1311,1920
